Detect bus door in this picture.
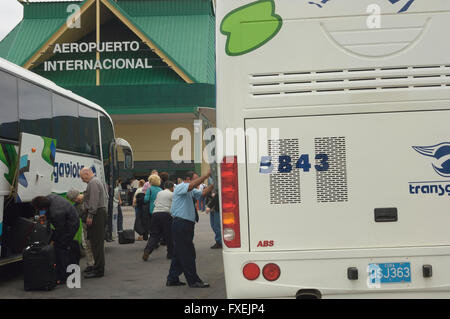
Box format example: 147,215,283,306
106,138,133,240
0,133,56,262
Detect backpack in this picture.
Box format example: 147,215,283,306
135,192,145,208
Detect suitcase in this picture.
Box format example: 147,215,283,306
6,217,52,254
27,222,52,247
23,242,56,291
7,217,35,254
118,230,135,244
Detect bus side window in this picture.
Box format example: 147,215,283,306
52,94,79,152
18,79,52,138
100,114,114,164
0,70,19,141
78,104,100,157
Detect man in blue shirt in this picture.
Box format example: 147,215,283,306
166,170,214,288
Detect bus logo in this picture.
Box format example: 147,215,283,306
220,0,282,56
413,142,450,178
308,0,416,13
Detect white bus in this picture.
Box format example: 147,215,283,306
0,57,133,265
216,0,450,298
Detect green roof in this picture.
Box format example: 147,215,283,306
32,17,186,86
0,0,215,85
0,0,216,112
0,22,21,60
106,0,216,84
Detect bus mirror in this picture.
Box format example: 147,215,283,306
114,138,134,170
124,153,133,170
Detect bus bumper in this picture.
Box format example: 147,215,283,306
222,247,450,299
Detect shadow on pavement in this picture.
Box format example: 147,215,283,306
0,261,23,282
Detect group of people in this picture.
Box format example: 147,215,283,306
30,166,221,289
31,167,109,284
132,169,221,288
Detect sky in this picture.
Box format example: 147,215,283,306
0,0,85,41
0,0,23,41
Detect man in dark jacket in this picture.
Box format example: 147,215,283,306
32,194,80,284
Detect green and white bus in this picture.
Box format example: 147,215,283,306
0,57,133,265
217,0,450,298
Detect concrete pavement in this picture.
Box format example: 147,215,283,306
0,206,227,299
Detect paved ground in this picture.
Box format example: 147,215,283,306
0,207,227,299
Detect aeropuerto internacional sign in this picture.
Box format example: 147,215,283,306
44,41,153,71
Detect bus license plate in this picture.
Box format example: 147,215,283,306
368,262,411,284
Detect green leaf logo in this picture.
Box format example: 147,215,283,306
0,143,18,186
220,0,283,56
41,136,57,167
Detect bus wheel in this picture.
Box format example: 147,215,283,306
296,289,322,300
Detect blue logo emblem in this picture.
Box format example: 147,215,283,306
413,142,450,178
91,165,97,176
308,0,415,13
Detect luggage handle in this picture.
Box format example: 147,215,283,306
27,241,45,252
22,220,37,250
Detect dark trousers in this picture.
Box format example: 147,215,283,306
209,210,221,244
117,205,123,232
167,217,202,285
144,212,173,257
55,238,79,282
88,208,106,274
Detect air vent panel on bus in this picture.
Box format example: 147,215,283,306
315,137,348,203
250,65,450,97
268,139,302,205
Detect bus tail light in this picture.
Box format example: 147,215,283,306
243,263,260,281
221,156,241,248
262,263,281,281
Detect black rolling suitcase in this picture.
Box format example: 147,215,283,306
118,230,135,244
6,217,52,254
7,217,37,254
23,242,56,291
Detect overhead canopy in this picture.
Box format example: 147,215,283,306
69,83,215,114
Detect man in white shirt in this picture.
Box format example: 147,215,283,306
130,178,139,190
143,181,175,261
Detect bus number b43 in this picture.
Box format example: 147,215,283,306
259,154,329,174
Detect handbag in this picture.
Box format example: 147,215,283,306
134,191,151,234
133,206,145,236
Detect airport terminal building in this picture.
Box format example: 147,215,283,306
0,0,216,180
